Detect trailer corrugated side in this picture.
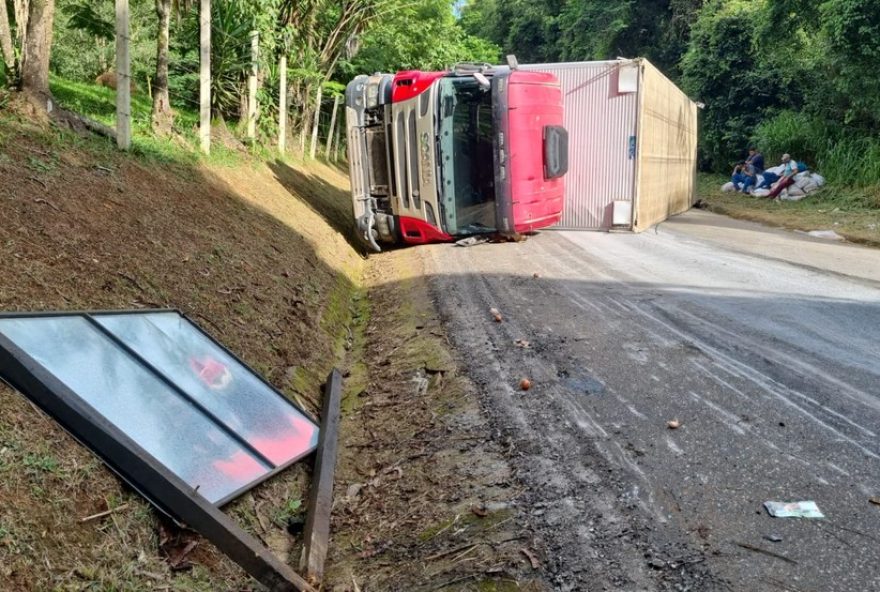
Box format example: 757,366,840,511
522,61,639,229
522,59,697,231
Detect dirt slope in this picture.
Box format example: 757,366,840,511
0,111,363,590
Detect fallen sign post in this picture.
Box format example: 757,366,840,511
301,368,343,582
0,310,334,592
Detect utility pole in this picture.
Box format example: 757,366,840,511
325,94,340,158
247,30,258,141
278,54,287,153
334,123,342,162
115,0,131,150
199,0,211,154
309,85,322,159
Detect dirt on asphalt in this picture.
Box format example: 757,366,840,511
420,219,880,592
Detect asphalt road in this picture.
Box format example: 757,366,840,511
422,211,880,592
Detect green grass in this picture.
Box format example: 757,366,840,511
48,76,243,167
698,173,880,245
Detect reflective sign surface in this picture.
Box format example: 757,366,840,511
0,311,319,505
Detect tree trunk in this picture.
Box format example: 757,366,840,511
98,37,107,72
309,85,322,159
20,0,54,109
0,0,15,76
13,0,29,44
151,0,173,135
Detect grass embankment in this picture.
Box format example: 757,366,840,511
49,77,289,167
697,174,880,246
0,82,365,590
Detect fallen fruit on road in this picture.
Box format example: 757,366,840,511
519,378,532,391
490,307,503,322
667,419,681,429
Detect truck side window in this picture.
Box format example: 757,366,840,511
408,111,421,209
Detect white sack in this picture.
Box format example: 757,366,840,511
722,182,736,192
783,185,806,200
801,180,819,194
794,176,811,190
812,173,826,186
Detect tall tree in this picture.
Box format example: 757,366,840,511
0,0,15,76
20,0,54,108
152,0,173,134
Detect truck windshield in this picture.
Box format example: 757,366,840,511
438,78,496,235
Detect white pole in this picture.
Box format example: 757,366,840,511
199,0,211,154
309,85,322,159
115,0,131,151
278,55,287,153
325,94,340,158
247,30,258,140
334,122,342,162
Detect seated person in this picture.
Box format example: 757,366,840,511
732,162,757,193
731,162,747,191
746,147,765,174
766,154,799,199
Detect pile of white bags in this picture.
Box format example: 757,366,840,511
780,170,826,201
720,165,826,201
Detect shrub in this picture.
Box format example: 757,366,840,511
754,110,880,187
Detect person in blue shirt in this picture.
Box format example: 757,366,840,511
731,162,748,192
746,147,764,174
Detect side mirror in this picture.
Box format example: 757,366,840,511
473,72,491,91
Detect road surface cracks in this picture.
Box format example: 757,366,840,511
421,213,880,592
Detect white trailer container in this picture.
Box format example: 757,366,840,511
522,59,698,231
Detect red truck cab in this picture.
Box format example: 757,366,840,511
345,62,567,251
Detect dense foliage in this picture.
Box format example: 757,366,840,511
3,0,878,184
24,0,496,142
461,0,880,186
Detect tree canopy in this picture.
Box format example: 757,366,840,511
4,0,879,183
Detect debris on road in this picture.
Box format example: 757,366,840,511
532,273,541,278
805,229,845,241
471,505,489,518
455,236,490,248
514,339,531,348
520,547,541,569
667,419,682,430
764,501,824,519
519,378,532,391
763,534,783,543
869,497,880,507
735,541,798,565
489,307,503,322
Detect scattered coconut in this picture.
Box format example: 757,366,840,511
490,307,503,322
667,419,681,430
515,339,530,348
519,378,532,391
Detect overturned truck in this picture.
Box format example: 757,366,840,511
345,60,569,251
